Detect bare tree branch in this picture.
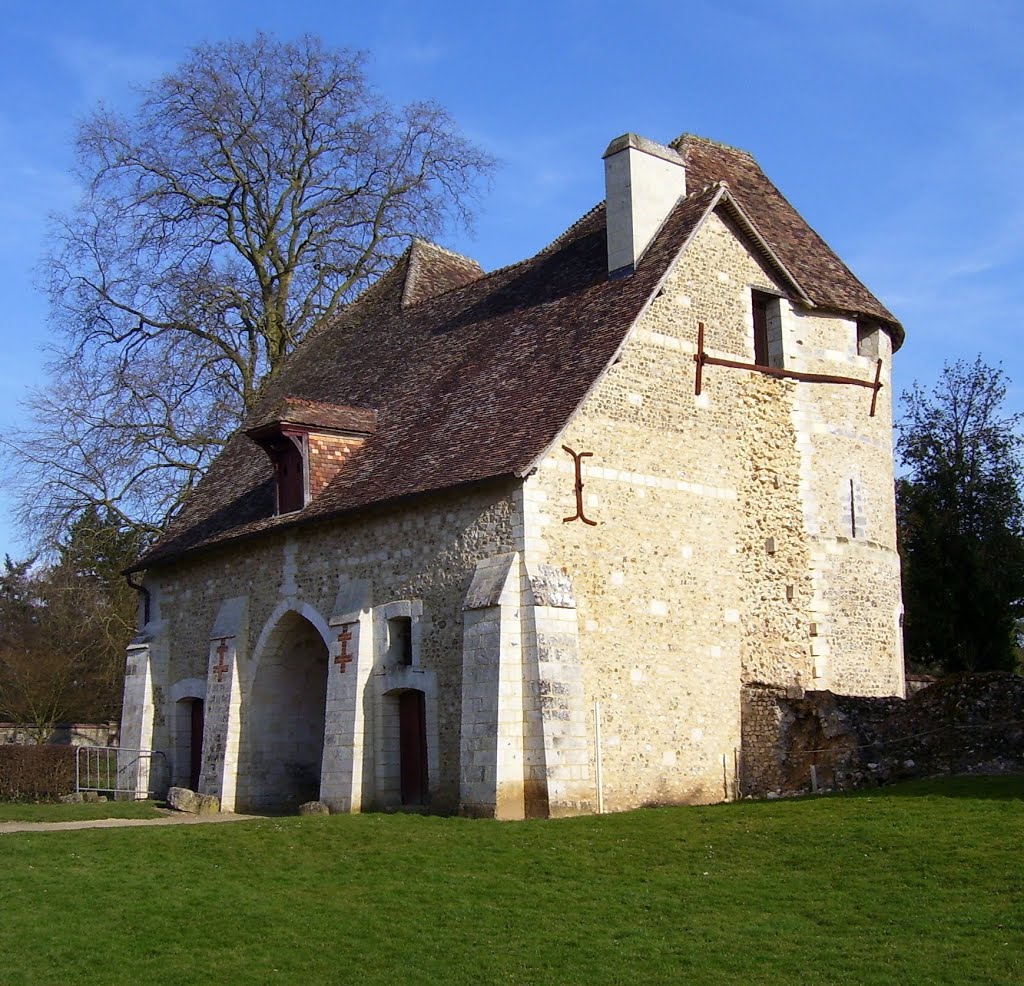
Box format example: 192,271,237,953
7,33,494,548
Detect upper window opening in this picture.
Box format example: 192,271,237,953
245,396,377,518
857,321,880,358
387,616,413,666
751,290,783,368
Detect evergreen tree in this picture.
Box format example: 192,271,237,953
897,358,1024,672
0,511,141,734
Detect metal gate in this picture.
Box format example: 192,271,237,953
75,746,169,799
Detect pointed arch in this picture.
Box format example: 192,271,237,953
235,604,331,811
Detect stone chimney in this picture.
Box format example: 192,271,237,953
603,133,687,278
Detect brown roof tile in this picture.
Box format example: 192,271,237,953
674,134,904,347
401,239,484,307
134,140,900,571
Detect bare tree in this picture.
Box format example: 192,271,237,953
9,33,493,543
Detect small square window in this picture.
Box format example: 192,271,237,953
387,616,413,666
857,321,880,358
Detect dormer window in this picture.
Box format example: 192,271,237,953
277,436,306,512
272,430,308,513
246,397,377,517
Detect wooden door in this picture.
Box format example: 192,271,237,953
190,699,205,792
399,690,428,806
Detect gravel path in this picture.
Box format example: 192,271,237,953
0,811,261,834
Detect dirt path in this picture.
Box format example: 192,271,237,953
0,811,261,834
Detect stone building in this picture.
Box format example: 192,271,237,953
121,131,905,817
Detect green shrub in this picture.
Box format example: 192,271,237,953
0,744,76,801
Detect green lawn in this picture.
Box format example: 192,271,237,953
1,777,1021,985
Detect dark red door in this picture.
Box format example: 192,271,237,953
190,699,205,791
399,691,428,805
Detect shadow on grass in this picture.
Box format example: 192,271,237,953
691,774,1024,812
847,774,1024,801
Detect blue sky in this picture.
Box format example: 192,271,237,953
1,0,1022,559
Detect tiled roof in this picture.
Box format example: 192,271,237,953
133,139,901,571
673,135,903,347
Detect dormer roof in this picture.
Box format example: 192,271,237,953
246,397,377,438
401,239,484,307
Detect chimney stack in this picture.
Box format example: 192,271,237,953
603,133,686,279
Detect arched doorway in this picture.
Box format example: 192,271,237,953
239,611,329,811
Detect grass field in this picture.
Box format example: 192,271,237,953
1,776,1021,984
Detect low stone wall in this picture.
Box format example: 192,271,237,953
740,684,792,794
0,723,120,748
742,672,1024,796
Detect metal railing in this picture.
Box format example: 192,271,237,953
75,746,169,800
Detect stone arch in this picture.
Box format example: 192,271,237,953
236,606,331,811
248,600,333,689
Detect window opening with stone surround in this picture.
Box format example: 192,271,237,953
373,599,435,810
857,320,880,358
843,475,867,541
751,289,783,368
694,319,885,417
388,616,413,666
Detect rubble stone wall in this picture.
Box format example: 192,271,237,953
742,673,1024,796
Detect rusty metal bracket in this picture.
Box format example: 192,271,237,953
693,320,884,416
562,445,597,526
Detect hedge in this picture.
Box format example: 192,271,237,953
0,745,76,801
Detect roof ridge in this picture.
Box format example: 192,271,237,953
536,201,605,257
409,237,484,269
438,201,605,287
301,253,410,343
672,132,756,159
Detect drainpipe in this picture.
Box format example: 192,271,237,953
124,572,151,627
